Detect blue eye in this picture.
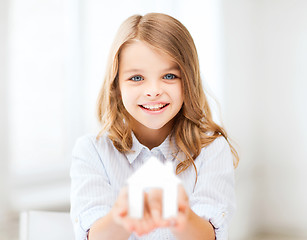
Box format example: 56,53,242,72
163,74,176,80
130,75,143,81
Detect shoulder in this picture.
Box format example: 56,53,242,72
199,136,232,165
203,135,230,153
210,135,230,150
72,133,115,158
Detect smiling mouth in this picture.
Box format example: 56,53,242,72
139,103,169,111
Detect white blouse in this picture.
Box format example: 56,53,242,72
70,133,236,240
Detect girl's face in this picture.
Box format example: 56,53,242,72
118,40,183,133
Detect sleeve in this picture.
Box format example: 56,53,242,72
70,135,117,240
189,137,236,240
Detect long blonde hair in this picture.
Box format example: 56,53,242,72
97,13,239,176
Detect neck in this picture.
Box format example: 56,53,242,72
132,121,173,150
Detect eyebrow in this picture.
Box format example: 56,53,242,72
163,66,180,72
122,69,143,74
122,66,180,75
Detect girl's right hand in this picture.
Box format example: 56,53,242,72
111,187,157,236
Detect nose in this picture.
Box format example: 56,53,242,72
146,92,160,97
145,80,162,97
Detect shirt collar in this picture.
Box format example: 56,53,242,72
125,132,179,165
153,134,179,162
124,133,143,164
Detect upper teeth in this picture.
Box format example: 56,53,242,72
142,104,166,110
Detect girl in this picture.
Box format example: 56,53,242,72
70,13,239,240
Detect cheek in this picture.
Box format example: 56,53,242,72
120,86,135,108
172,84,184,104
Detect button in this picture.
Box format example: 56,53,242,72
75,218,78,223
222,212,226,217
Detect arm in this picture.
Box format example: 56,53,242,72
172,209,215,240
71,136,171,239
169,186,215,240
88,211,130,240
70,136,126,240
172,208,215,240
143,136,235,239
186,136,236,239
115,136,235,239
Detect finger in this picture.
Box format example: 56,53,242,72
122,192,156,236
133,218,153,236
112,188,129,222
177,185,189,215
174,185,190,230
147,188,163,222
115,187,129,211
124,208,155,236
141,194,157,233
122,218,135,233
177,185,189,205
159,185,189,230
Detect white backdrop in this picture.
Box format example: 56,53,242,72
222,0,307,238
1,0,307,239
6,0,224,211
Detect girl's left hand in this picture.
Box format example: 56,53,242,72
146,184,190,232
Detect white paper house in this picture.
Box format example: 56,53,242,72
127,156,181,219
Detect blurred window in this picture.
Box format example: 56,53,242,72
8,0,223,209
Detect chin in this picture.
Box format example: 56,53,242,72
145,125,165,130
142,122,168,130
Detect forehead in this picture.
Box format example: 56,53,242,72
119,40,179,71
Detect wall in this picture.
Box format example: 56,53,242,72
221,0,260,238
7,0,81,211
222,0,307,238
2,0,307,239
254,0,307,236
0,0,9,224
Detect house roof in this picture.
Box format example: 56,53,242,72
127,156,181,187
